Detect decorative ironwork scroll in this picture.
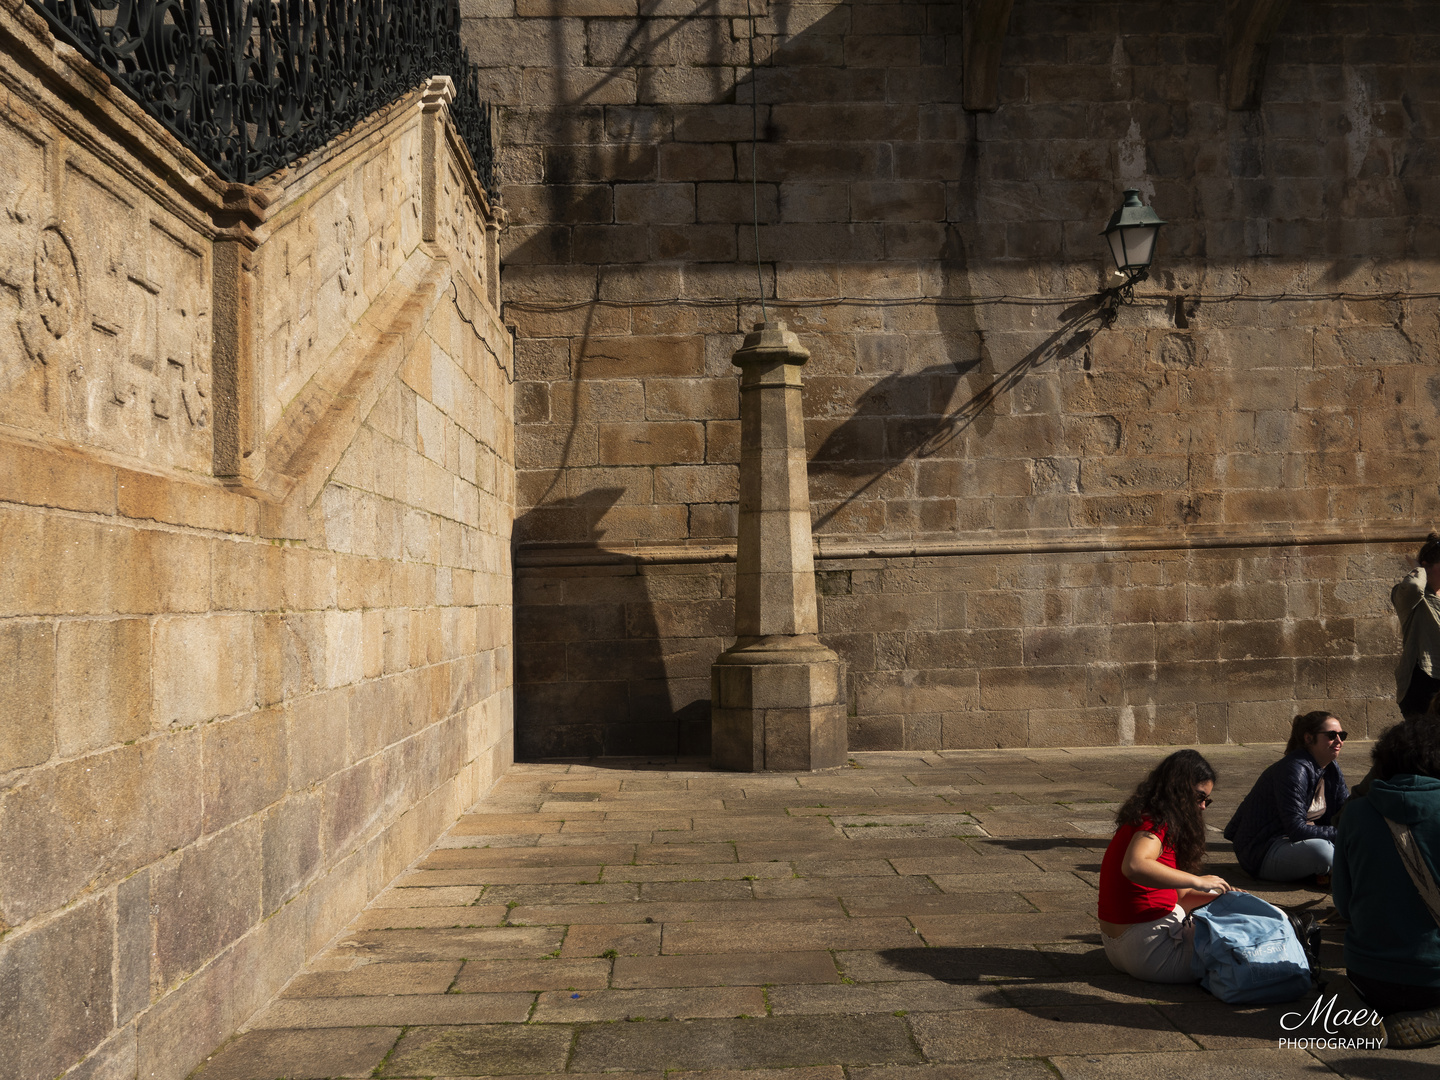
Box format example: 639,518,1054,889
27,0,497,197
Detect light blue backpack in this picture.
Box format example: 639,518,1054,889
1189,892,1313,1004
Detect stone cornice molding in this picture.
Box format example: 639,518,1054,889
515,525,1424,569
1,0,241,239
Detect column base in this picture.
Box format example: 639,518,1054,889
710,636,848,772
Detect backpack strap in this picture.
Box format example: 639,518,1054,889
1383,816,1440,928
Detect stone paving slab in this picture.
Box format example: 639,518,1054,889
402,865,606,886
568,1015,922,1071
755,874,943,898
192,1027,400,1080
197,745,1430,1080
768,981,990,1014
928,871,1093,892
600,861,795,882
634,842,744,861
484,883,641,904
452,958,612,992
531,986,764,1021
843,891,1036,916
424,845,638,867
1049,1048,1333,1079
611,952,840,988
661,916,921,953
380,1024,573,1075
281,962,462,997
1307,1046,1440,1078
354,905,507,929
510,898,845,925
850,1065,1053,1080
642,880,755,900
674,1068,842,1080
561,923,663,957
911,1005,1198,1058
372,885,487,906
911,911,1097,946
335,926,564,961
251,993,534,1028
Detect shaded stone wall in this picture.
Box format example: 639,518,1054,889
0,6,514,1077
517,542,1409,754
464,0,1440,756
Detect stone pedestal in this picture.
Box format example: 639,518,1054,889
711,322,847,771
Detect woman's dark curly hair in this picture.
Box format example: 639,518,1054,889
1116,749,1217,874
1285,710,1339,756
1418,532,1440,566
1373,717,1440,781
1416,532,1440,567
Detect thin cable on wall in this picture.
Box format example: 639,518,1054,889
745,0,767,324
451,280,515,383
504,290,1440,312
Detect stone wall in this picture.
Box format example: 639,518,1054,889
464,0,1440,756
517,541,1409,755
0,5,514,1078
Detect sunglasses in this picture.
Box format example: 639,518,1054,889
1196,793,1213,808
1318,730,1349,742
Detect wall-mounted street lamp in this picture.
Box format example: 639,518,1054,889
1099,189,1166,326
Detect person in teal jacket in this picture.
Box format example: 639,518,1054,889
1334,717,1440,1049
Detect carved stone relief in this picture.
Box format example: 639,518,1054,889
18,225,82,369
439,157,485,297
0,117,212,470
336,207,357,296
94,213,211,465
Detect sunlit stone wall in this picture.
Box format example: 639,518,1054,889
462,0,1440,755
0,6,515,1076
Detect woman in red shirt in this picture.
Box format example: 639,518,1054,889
1099,749,1236,982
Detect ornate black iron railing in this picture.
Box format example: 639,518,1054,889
27,0,497,198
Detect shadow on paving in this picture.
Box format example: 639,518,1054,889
978,836,1106,872
525,754,718,771
1320,1057,1440,1080
876,945,1396,1056
383,1014,919,1076
878,944,1198,998
185,745,1438,1080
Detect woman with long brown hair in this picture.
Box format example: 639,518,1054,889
1099,749,1233,982
1223,711,1350,883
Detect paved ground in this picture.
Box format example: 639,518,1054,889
195,745,1438,1080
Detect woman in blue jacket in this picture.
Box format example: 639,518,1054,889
1334,717,1440,1048
1223,711,1349,883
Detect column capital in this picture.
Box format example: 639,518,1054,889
732,321,810,369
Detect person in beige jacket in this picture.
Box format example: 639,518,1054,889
1393,533,1440,719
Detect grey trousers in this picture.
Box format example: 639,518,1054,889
1101,904,1197,984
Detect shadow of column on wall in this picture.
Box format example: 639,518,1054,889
502,7,744,761
500,3,1115,759
512,487,717,761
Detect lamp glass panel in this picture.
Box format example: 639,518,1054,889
1106,229,1128,271
1122,225,1157,269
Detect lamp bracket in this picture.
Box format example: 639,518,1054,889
1099,268,1149,327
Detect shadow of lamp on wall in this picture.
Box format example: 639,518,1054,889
1098,189,1166,327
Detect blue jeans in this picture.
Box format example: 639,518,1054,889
1258,837,1334,881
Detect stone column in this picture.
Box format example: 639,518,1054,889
711,322,847,771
